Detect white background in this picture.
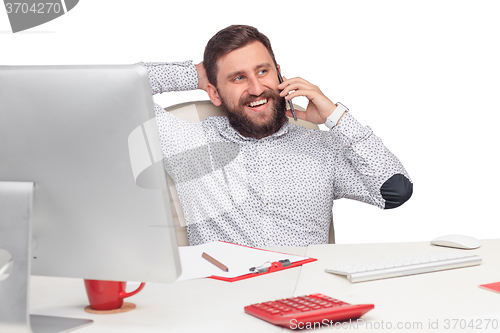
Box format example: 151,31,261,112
2,0,499,244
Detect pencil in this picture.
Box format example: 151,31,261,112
202,252,229,272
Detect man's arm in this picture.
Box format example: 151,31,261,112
137,61,203,94
330,113,413,209
136,61,213,160
279,76,412,209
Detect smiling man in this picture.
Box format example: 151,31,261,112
139,25,413,247
204,38,287,139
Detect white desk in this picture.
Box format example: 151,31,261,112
28,241,500,332
29,247,307,333
297,240,500,332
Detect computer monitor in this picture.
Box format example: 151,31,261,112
0,65,181,331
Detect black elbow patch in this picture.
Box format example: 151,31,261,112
381,174,413,209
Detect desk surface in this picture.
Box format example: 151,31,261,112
29,241,500,332
29,247,307,333
298,240,500,332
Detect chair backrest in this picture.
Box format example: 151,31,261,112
164,100,334,246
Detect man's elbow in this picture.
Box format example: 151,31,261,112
380,174,413,209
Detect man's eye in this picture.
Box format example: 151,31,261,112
233,76,244,81
258,69,267,75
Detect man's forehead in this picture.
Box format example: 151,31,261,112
217,41,274,77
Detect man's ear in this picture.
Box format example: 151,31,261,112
207,83,222,106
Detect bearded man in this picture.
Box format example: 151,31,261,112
139,25,412,247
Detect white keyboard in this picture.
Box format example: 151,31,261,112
325,252,482,283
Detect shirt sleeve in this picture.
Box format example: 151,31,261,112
136,60,206,168
136,61,198,94
330,113,413,209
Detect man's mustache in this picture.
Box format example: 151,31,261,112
239,90,280,107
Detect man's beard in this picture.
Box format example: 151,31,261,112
219,89,287,139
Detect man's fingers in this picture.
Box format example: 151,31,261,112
284,88,318,101
278,76,336,124
279,78,318,98
278,77,315,90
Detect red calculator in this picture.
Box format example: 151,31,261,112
244,293,374,329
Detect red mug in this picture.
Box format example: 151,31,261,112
84,279,146,310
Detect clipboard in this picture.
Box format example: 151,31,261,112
176,241,317,282
480,281,500,293
209,256,317,282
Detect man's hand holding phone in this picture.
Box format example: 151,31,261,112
278,77,342,125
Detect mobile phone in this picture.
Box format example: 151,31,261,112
276,65,297,121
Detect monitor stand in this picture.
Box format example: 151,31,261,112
0,182,93,333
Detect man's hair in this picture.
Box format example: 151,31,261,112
203,25,277,87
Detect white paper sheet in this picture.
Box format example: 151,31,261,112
176,241,310,281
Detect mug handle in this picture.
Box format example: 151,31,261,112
119,282,146,299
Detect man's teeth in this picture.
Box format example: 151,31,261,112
248,99,268,107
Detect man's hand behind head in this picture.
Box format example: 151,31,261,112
196,62,209,92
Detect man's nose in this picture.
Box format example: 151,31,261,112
247,76,265,96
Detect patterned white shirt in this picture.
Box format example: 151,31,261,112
139,61,413,247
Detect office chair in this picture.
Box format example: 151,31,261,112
164,100,335,246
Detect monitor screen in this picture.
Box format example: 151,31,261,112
0,64,181,283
